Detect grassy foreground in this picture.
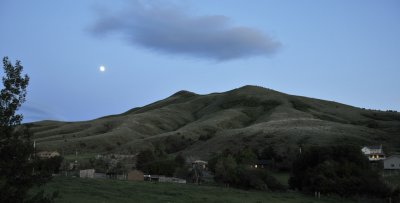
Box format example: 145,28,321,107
37,177,357,203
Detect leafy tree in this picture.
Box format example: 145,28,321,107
211,150,286,191
144,159,177,176
36,156,64,175
235,147,257,165
136,149,155,172
0,57,56,202
214,155,237,187
153,142,167,158
0,57,29,134
289,145,391,198
174,153,186,167
259,145,278,160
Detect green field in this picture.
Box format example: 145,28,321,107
37,177,358,203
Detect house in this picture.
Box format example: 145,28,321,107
80,169,95,178
37,151,60,159
361,145,386,161
127,170,144,181
384,155,400,170
192,160,208,170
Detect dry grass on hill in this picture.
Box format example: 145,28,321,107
30,85,400,159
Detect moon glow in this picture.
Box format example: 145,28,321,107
99,65,106,72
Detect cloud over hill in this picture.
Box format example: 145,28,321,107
89,1,281,61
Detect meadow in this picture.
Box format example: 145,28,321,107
38,177,360,203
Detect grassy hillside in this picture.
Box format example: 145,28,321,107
30,85,400,159
37,177,356,203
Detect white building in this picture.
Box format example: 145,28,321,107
37,151,60,159
80,169,95,178
384,155,400,170
361,145,386,161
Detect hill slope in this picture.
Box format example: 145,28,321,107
31,86,400,158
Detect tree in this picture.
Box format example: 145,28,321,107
136,149,155,172
174,153,186,167
289,145,391,198
235,147,257,165
214,155,238,187
0,57,56,202
0,57,29,134
211,150,286,191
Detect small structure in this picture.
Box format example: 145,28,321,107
361,145,386,161
144,175,186,184
80,169,95,178
37,151,60,159
127,170,144,181
192,160,208,170
384,155,400,170
159,176,186,184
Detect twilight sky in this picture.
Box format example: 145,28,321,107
0,0,399,122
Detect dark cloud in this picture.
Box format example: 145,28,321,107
89,1,281,61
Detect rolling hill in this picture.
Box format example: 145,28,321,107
30,85,400,159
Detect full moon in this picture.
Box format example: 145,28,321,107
99,65,106,72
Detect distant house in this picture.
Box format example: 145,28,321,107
192,160,208,170
80,169,95,178
384,155,400,170
127,170,144,181
37,151,60,159
361,145,386,161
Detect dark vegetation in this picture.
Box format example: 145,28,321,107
136,144,186,176
208,147,286,191
289,145,399,200
0,57,61,202
23,78,400,201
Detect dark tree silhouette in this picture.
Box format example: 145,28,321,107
0,57,57,203
289,145,391,198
